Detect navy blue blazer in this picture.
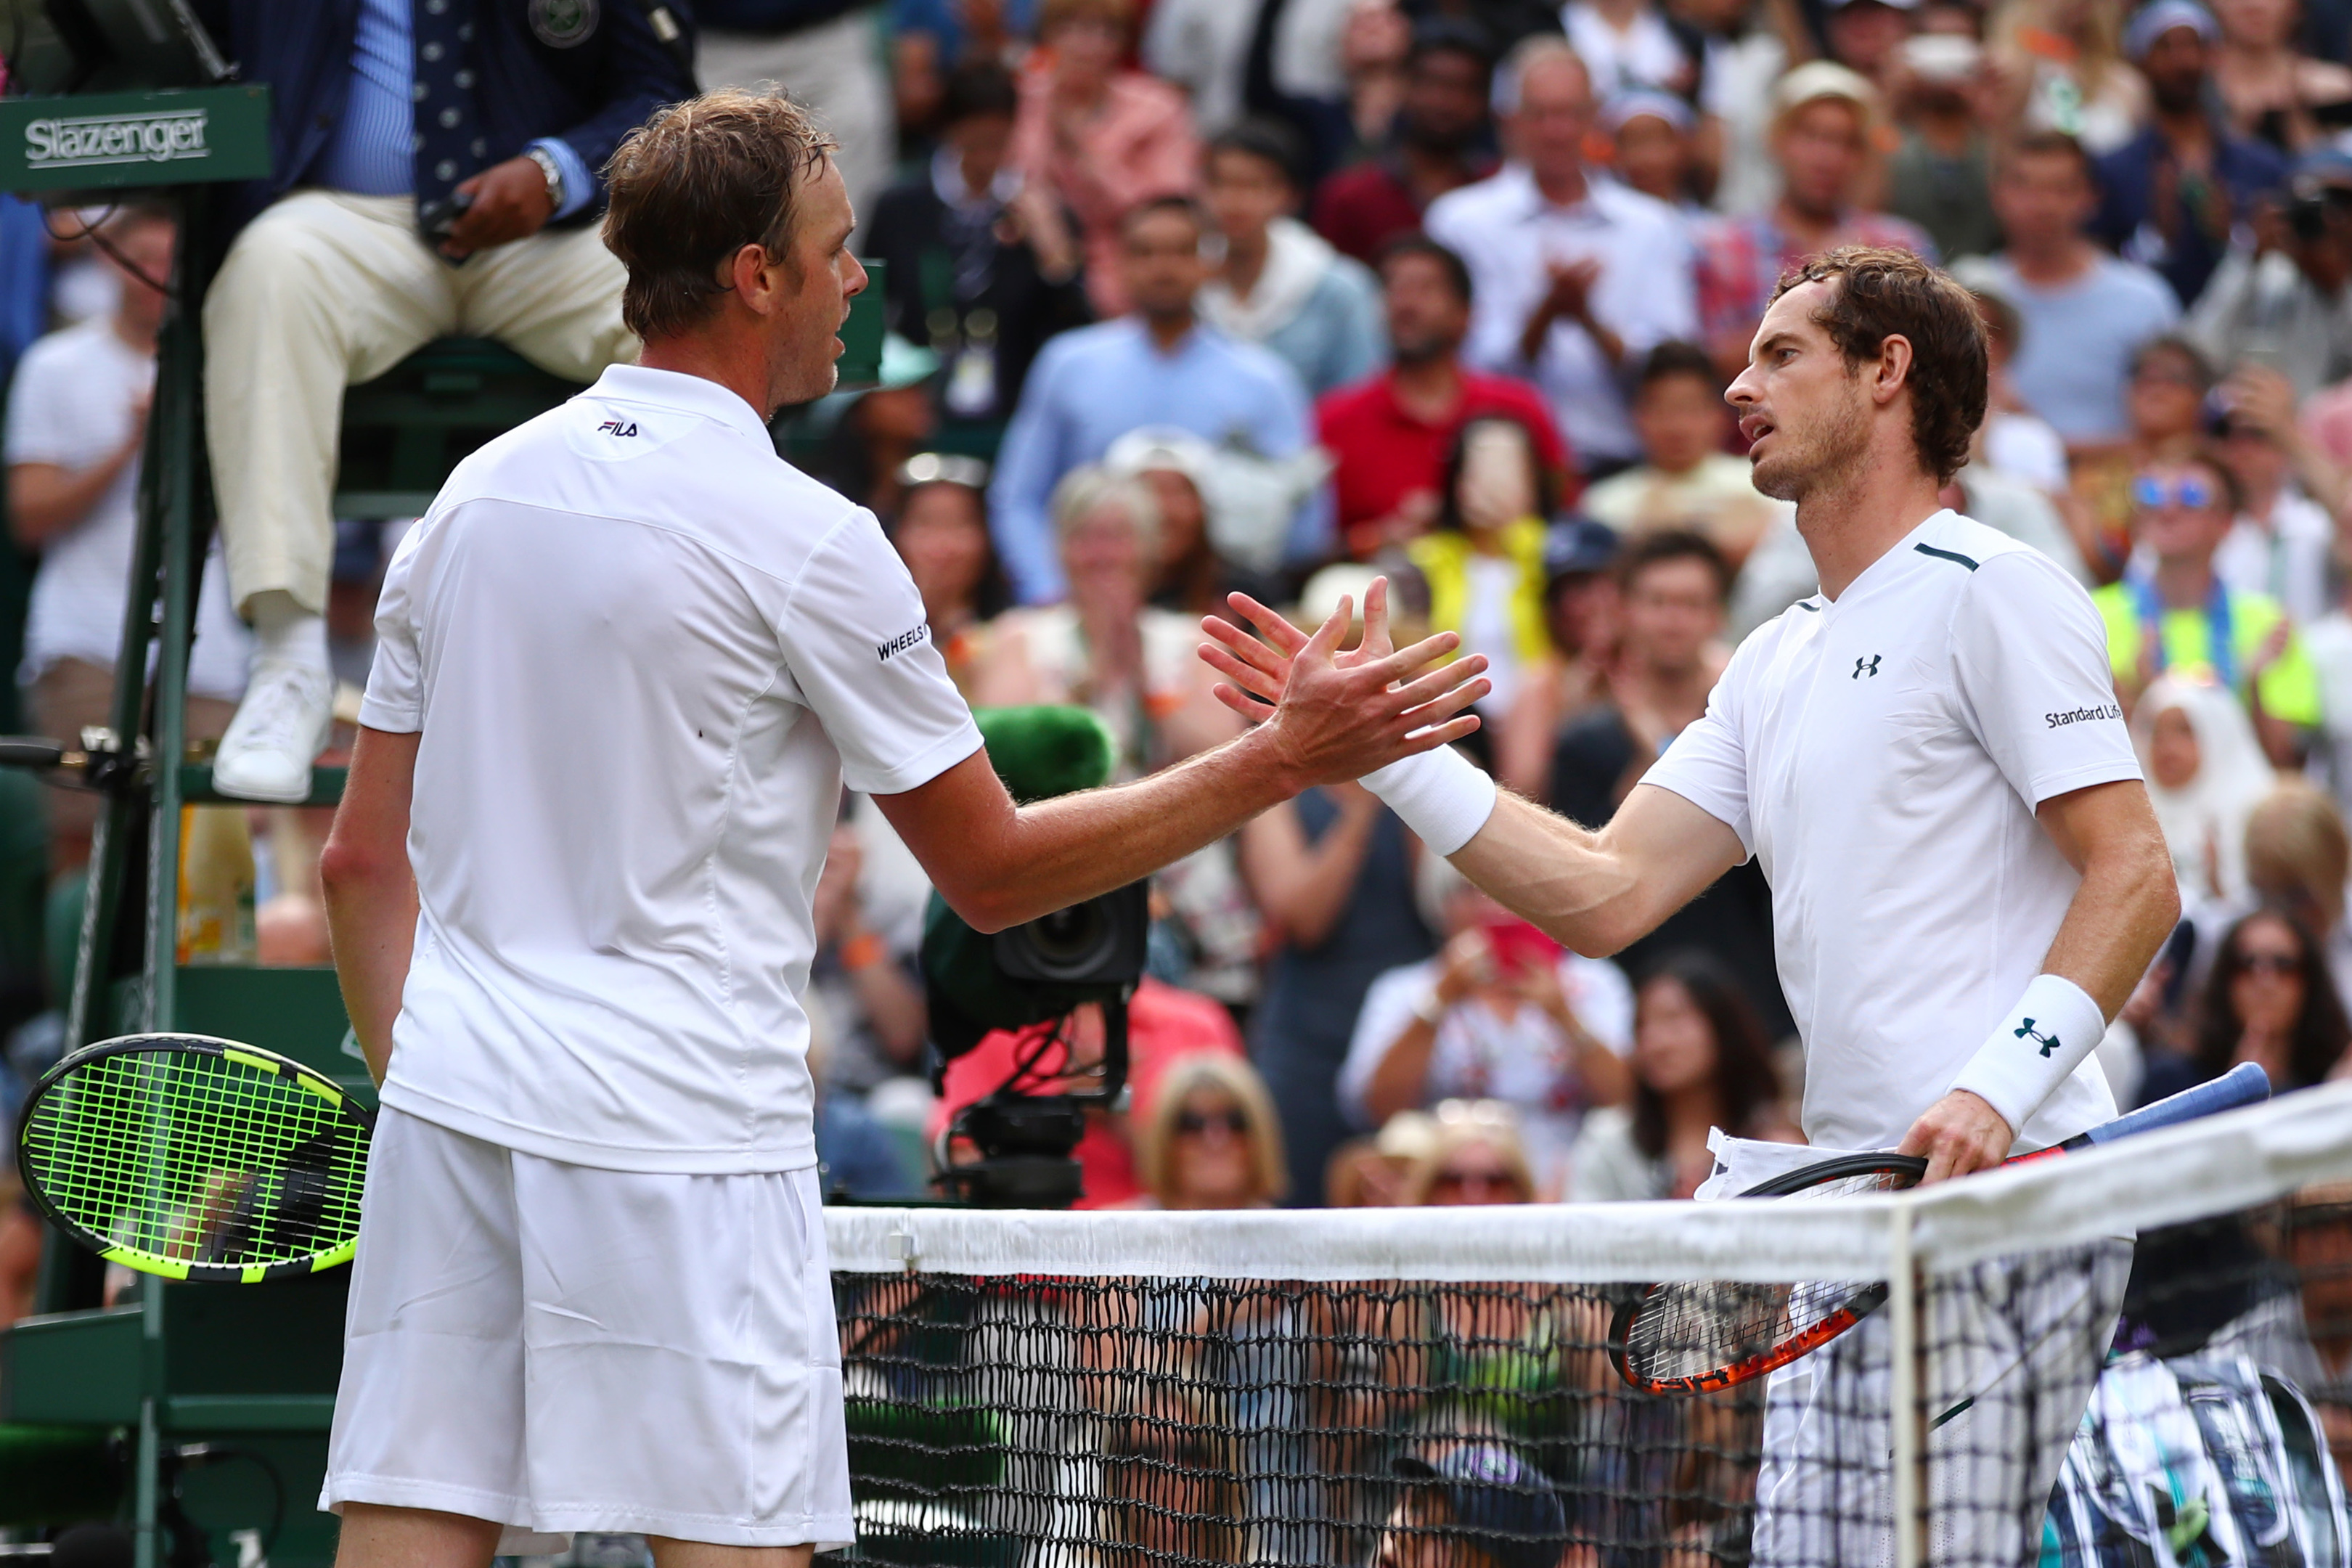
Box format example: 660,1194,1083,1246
187,0,695,240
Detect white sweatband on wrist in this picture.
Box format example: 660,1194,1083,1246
1361,746,1498,857
1947,973,2108,1136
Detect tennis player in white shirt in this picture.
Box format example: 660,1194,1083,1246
1204,245,2182,1566
315,90,1487,1568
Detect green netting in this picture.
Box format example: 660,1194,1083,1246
18,1045,369,1276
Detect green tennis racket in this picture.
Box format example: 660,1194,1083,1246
17,1033,373,1283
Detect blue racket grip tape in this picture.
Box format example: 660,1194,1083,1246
2072,1061,2271,1148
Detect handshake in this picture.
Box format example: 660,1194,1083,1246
1194,576,1500,855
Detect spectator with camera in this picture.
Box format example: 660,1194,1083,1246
2188,149,2352,401
189,0,693,803
1342,854,1632,1199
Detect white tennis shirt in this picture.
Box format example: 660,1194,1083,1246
1645,510,2143,1153
361,365,983,1173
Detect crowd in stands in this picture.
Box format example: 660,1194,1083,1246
14,0,2352,1233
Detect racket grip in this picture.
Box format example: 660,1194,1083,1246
0,736,65,770
2073,1061,2271,1148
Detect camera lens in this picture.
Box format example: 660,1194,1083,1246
1016,902,1115,980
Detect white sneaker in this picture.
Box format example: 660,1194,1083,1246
212,659,335,803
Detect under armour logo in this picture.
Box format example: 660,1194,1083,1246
1853,655,1882,679
2014,1018,2062,1058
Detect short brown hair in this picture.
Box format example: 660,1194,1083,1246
601,89,839,343
1997,129,2095,185
1770,245,1987,484
1037,0,1133,37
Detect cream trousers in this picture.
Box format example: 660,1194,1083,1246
203,189,637,617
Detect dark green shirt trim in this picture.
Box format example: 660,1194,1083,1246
1914,542,1980,571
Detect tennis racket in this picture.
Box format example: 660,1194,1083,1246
17,1033,374,1283
1609,1061,2272,1398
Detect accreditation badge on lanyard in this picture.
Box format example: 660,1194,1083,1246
2128,571,2238,692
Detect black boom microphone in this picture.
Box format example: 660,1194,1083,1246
919,706,1148,1208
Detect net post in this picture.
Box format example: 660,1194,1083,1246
1888,1201,1922,1568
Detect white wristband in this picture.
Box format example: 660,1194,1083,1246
1360,746,1498,857
1947,973,2107,1137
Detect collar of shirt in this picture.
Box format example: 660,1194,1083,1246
1493,163,1629,227
1112,314,1222,363
930,145,1020,217
590,364,775,446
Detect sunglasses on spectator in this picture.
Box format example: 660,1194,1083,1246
2238,952,2304,976
1176,1108,1249,1137
1429,1164,1522,1197
2131,475,2217,510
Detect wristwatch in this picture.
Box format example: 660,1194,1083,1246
525,145,565,213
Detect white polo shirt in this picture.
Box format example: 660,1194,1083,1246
362,364,984,1174
1645,510,2142,1153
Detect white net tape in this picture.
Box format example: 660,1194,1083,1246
827,1081,2352,1282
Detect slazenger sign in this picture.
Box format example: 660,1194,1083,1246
24,109,210,171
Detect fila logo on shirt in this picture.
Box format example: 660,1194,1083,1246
596,420,640,438
2014,1018,2062,1058
1853,655,1882,679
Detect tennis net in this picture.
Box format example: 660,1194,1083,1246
820,1084,2352,1568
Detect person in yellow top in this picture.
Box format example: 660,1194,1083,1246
1408,413,1561,719
2091,452,2322,767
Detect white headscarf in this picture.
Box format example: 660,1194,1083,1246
2133,674,2278,903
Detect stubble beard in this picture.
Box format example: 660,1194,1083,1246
1749,379,1871,505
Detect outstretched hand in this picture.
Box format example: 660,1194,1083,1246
1197,577,1489,788
1199,574,1401,719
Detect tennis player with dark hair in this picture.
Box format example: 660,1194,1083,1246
1204,246,2181,1564
316,89,1486,1568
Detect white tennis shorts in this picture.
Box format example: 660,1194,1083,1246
1750,1239,2133,1568
320,1107,854,1550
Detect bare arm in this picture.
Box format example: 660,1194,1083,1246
1495,657,1563,800
319,726,420,1087
840,930,929,1066
2027,779,2183,1017
878,605,1487,933
1237,785,1382,949
1431,785,1744,957
1899,777,2181,1181
1200,589,1745,955
9,452,137,548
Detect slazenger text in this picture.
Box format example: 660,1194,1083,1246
25,112,209,169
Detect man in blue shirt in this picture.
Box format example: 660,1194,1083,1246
2092,0,2289,310
191,0,692,804
989,195,1331,603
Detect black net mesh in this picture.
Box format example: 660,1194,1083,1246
825,1191,2352,1568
